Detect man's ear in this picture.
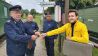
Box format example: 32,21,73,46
76,16,78,19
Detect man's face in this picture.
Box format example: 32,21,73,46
68,12,78,23
27,15,33,21
10,11,22,20
46,15,52,21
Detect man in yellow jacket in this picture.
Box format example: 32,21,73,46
36,9,89,43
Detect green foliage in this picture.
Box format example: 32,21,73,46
30,9,37,16
22,9,29,16
69,0,95,9
49,0,97,9
44,7,54,14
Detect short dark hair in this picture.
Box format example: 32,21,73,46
68,9,78,16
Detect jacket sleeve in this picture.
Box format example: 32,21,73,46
26,29,35,35
71,24,89,43
4,22,31,43
46,24,67,36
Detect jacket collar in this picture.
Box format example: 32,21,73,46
10,17,22,23
69,20,79,27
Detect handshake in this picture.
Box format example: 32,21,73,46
31,32,47,40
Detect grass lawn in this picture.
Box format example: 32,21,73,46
93,47,98,56
34,15,42,25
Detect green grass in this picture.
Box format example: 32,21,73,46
34,15,42,25
22,15,42,26
93,47,98,56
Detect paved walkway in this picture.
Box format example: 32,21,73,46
34,38,47,56
0,40,6,56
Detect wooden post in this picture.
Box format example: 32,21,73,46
64,0,69,23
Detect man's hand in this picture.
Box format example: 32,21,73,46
38,33,47,39
66,36,71,40
31,35,37,40
41,33,47,38
35,32,41,36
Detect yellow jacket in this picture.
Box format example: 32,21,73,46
46,20,89,43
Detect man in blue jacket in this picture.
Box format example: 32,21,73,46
4,5,37,56
24,14,39,56
43,14,58,56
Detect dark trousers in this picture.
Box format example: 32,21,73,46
26,42,36,56
45,37,54,56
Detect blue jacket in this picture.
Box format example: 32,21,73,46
24,21,39,35
4,17,31,56
43,19,58,39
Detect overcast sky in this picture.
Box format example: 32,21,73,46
5,0,49,13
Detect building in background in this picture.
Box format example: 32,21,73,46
0,0,12,37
